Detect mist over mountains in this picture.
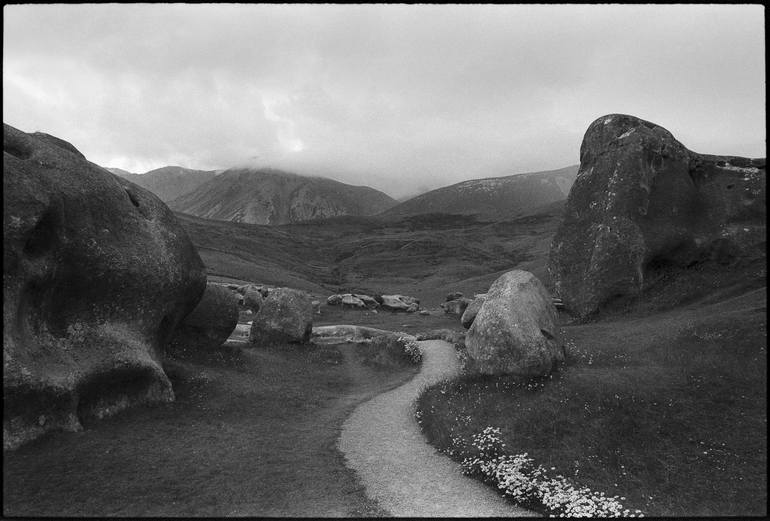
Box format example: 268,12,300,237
109,163,580,225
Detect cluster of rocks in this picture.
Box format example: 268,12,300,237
440,294,471,316
326,292,421,312
327,293,380,309
2,123,324,450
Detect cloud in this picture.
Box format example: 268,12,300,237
3,4,765,197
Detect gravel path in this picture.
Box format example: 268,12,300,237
338,339,537,517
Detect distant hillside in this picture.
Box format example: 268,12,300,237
175,207,564,304
381,165,579,220
110,166,218,202
105,167,135,177
168,167,398,225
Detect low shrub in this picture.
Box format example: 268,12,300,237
358,334,422,367
415,328,465,345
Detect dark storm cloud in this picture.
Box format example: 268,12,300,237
3,4,765,198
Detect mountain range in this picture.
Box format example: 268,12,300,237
166,167,397,225
382,165,579,220
109,163,579,225
109,166,219,202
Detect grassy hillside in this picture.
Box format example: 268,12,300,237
177,204,565,306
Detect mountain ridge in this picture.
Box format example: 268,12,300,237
168,167,398,225
382,164,579,220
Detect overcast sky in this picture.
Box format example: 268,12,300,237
4,4,765,198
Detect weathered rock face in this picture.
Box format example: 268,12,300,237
237,284,268,297
461,294,487,329
342,294,366,308
248,287,313,345
549,114,766,318
466,270,563,377
3,124,206,450
354,294,380,308
380,294,419,311
441,297,472,315
243,287,264,312
168,284,238,356
327,293,379,309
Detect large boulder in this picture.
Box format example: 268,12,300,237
167,283,238,356
3,124,206,450
461,294,487,329
243,287,263,312
440,297,472,315
248,287,313,345
549,114,766,318
466,270,563,376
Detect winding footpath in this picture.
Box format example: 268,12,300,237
338,339,537,517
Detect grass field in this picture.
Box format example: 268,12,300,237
2,342,418,517
416,283,767,516
178,207,562,307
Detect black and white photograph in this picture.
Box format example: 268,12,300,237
3,3,766,517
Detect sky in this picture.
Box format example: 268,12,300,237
3,4,765,199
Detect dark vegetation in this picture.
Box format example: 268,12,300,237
177,205,564,306
2,342,417,516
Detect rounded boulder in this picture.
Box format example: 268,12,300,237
3,124,206,450
466,270,564,377
167,283,238,356
248,287,314,345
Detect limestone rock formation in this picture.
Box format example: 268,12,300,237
327,293,379,309
441,297,472,315
380,294,419,311
3,123,206,450
549,114,766,318
248,287,313,345
342,294,366,308
461,294,487,329
354,294,380,308
167,283,238,356
465,270,563,376
243,287,264,312
311,325,410,345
